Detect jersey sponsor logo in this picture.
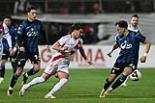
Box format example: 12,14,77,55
120,40,132,49
27,28,39,37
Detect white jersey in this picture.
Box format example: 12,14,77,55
128,24,140,32
53,34,83,60
44,34,83,74
0,24,4,59
2,23,12,48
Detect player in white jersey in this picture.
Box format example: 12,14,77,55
19,24,92,98
107,14,142,87
0,23,3,60
0,17,14,84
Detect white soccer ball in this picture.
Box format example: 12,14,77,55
129,70,142,81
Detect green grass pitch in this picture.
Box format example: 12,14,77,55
0,68,155,103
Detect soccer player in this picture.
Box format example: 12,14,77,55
0,17,14,84
99,20,151,98
107,14,142,87
19,24,92,99
7,6,48,95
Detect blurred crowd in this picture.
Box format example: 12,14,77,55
0,0,154,45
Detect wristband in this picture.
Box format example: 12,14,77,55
143,53,148,57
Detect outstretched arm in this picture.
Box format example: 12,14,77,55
79,46,92,65
107,43,119,57
140,39,151,63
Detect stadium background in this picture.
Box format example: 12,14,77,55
0,0,155,69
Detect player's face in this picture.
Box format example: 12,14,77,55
115,25,126,36
3,18,11,26
72,29,84,39
130,17,139,27
27,9,37,21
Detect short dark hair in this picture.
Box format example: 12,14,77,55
71,24,83,31
115,20,128,29
26,6,37,13
132,14,139,19
3,16,11,20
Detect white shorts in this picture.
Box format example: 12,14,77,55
44,58,70,75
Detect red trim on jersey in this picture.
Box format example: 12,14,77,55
51,54,65,62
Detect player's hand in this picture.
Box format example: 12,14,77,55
140,56,147,63
107,52,112,57
86,59,92,65
46,45,50,50
19,47,25,52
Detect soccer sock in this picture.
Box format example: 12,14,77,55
103,78,113,90
10,73,20,88
0,64,5,78
27,76,45,87
26,68,39,76
11,61,17,73
122,76,129,85
49,78,68,95
111,74,127,90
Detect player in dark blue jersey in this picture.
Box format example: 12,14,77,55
99,20,151,98
7,6,48,96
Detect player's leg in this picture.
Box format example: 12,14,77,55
22,53,40,84
19,72,50,96
109,66,133,93
99,63,121,97
19,61,56,96
7,67,23,96
0,59,7,83
44,62,69,99
0,52,9,84
44,71,69,99
121,76,129,87
7,52,27,96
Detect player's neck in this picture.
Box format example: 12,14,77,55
124,30,129,36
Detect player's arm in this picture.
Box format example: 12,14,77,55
3,23,14,55
79,45,92,65
52,41,64,52
140,38,151,63
107,42,119,57
16,23,25,52
136,33,151,63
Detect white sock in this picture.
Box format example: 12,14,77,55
49,78,68,95
27,76,45,87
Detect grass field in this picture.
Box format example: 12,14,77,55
0,68,155,103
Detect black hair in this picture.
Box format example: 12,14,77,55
115,20,128,29
2,16,11,20
26,6,37,13
70,24,83,32
132,14,139,19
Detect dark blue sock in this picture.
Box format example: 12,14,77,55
10,73,20,88
27,68,39,76
104,78,113,90
111,74,127,90
0,64,5,78
11,61,17,73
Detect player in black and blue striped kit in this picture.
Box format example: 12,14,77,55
7,6,48,96
99,20,151,97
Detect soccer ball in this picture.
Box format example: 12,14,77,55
129,70,142,81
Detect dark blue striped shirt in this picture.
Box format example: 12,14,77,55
115,30,146,64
